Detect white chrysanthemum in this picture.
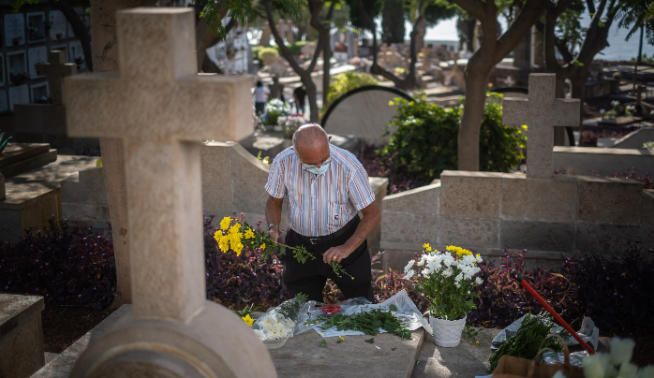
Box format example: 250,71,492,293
610,338,635,365
475,277,483,285
404,259,415,274
404,270,415,280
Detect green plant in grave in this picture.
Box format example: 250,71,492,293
380,93,526,183
325,72,378,110
0,131,12,154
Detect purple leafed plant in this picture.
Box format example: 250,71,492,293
203,216,285,311
468,251,582,329
0,221,116,309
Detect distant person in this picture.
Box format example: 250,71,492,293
254,80,269,115
293,86,306,114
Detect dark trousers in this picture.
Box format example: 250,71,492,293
255,101,265,115
282,216,373,302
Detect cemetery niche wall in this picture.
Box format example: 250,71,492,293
0,6,87,113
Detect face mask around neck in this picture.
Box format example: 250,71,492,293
302,159,330,175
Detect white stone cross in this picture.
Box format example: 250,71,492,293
503,73,580,178
63,8,253,322
36,50,76,104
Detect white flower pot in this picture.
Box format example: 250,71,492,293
429,315,467,347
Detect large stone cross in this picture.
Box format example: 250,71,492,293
503,73,580,178
64,8,251,321
36,50,76,104
63,8,272,377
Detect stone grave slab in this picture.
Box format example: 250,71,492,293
0,293,45,378
0,143,57,178
412,327,495,378
613,127,654,149
598,116,641,127
32,305,130,378
0,155,97,242
269,330,424,378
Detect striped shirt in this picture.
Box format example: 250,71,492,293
265,144,375,237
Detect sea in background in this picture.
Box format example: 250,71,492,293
418,14,653,62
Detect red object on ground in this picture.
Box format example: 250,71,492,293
321,304,342,315
519,277,595,355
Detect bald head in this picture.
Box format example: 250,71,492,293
293,124,330,166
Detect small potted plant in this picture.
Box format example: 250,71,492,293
403,243,483,347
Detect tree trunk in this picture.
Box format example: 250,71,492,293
415,16,426,53
321,28,331,106
196,18,219,72
53,0,93,71
458,58,491,170
260,24,272,46
305,77,320,122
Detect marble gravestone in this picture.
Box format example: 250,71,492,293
503,73,580,178
62,8,274,377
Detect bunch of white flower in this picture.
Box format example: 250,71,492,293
580,338,654,378
253,311,295,341
404,245,483,289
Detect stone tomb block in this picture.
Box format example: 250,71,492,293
576,176,644,225
0,294,45,378
439,170,505,219
501,175,578,223
0,143,57,178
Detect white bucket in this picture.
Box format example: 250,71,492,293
429,315,467,347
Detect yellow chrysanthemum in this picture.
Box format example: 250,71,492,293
213,230,222,244
220,216,231,231
232,241,244,256
422,243,432,252
218,235,230,253
244,228,255,240
259,243,266,251
241,314,254,327
229,223,241,235
446,245,472,257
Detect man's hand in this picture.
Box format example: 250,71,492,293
268,225,280,243
323,245,352,264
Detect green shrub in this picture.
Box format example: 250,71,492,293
379,93,526,182
257,46,279,64
287,41,308,56
325,72,379,109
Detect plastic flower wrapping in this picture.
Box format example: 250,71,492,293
403,244,483,320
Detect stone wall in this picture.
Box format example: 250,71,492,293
381,170,654,270
553,146,654,176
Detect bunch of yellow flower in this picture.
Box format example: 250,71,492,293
422,242,433,252
213,216,264,257
446,245,473,257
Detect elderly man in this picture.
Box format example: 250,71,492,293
265,124,380,302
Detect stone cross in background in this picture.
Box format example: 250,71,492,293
63,8,272,377
503,73,580,178
36,50,76,104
